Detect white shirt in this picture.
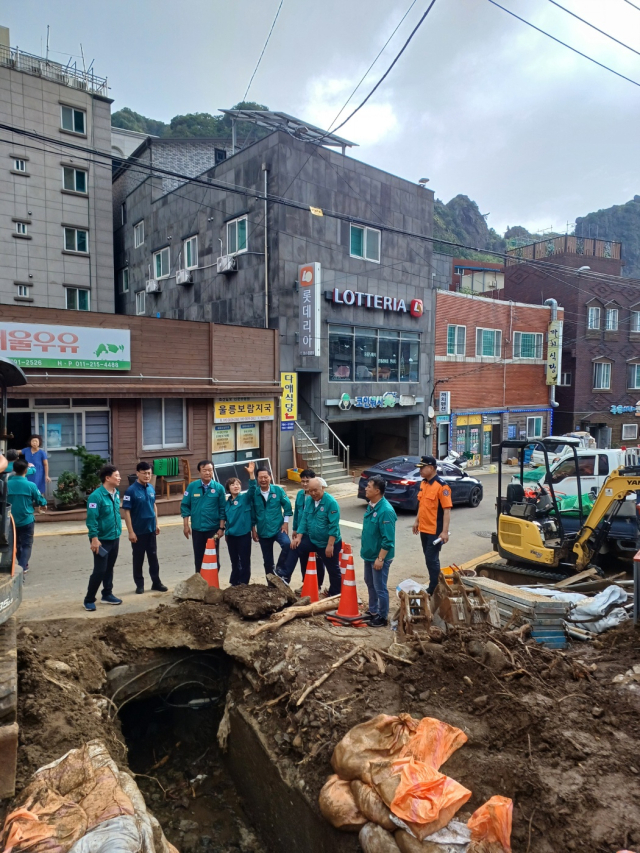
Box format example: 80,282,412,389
314,498,321,508
260,485,290,522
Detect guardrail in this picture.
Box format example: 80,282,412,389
299,396,350,475
293,421,324,477
0,45,108,96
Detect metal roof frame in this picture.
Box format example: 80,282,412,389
220,109,357,153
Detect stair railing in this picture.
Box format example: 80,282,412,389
293,421,324,477
299,395,350,477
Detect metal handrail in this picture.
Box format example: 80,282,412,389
0,45,108,96
299,396,350,476
293,421,324,477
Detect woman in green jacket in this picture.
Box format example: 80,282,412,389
224,462,257,585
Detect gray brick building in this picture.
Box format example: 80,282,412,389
113,119,435,475
0,28,114,313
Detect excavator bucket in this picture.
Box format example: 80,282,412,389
431,571,501,629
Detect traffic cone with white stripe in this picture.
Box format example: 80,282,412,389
326,545,367,627
200,538,220,588
339,542,351,586
301,551,319,603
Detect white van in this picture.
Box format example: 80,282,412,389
517,448,626,498
529,432,597,468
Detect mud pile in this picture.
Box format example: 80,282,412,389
9,595,640,853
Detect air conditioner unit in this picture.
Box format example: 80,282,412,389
217,255,237,274
146,279,162,294
176,269,192,285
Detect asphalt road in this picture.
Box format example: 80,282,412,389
20,473,509,622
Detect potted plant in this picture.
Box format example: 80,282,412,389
53,470,83,509
72,446,107,499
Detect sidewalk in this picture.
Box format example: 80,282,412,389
34,514,185,538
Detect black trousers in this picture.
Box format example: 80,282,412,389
297,534,343,596
258,530,290,575
15,522,35,571
131,531,160,588
85,538,119,603
420,532,443,594
227,532,252,585
192,528,220,573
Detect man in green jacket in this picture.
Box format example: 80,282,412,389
181,460,226,573
278,467,315,584
361,474,397,627
249,467,292,575
84,464,123,611
7,458,47,575
293,478,342,595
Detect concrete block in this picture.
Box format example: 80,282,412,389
0,722,18,800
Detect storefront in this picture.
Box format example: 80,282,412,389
0,307,280,500
443,406,553,466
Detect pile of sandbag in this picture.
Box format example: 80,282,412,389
1,739,176,853
319,713,512,853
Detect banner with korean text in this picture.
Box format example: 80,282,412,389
299,263,321,357
546,320,563,385
214,399,275,423
0,322,131,370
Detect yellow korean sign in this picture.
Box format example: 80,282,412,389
214,399,274,423
546,320,563,385
280,372,297,423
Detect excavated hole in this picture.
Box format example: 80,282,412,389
117,652,264,853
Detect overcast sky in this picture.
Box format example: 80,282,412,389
5,0,639,233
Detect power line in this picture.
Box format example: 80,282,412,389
622,0,640,11
547,0,640,58
486,0,640,88
243,0,284,101
332,0,438,134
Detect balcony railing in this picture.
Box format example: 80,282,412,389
506,235,621,262
0,44,108,96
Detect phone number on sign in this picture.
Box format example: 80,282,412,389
14,358,128,369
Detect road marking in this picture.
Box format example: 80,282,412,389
340,520,363,531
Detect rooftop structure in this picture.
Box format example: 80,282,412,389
219,109,357,154
0,42,108,97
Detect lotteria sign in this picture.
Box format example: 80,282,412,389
328,289,423,317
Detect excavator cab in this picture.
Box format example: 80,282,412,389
492,437,584,570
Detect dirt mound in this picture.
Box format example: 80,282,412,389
223,583,289,619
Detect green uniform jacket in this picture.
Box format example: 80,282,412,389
360,496,397,561
224,490,255,537
297,491,341,549
292,489,307,531
7,477,47,527
180,480,226,531
249,479,292,538
86,485,122,541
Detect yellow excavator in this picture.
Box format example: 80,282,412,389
484,438,640,584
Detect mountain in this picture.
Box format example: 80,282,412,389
433,194,505,260
575,197,640,278
112,102,271,142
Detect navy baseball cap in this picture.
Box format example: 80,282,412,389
417,455,438,468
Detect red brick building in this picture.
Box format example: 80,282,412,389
433,290,563,465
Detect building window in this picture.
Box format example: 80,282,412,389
15,222,28,235
60,105,86,134
121,202,126,225
475,328,502,357
17,285,30,297
328,325,420,382
350,224,380,263
593,361,611,390
62,167,87,193
628,364,640,390
135,290,146,315
65,287,90,311
527,416,543,439
227,216,247,255
513,331,543,359
559,371,572,386
587,306,601,329
446,325,466,356
622,423,638,441
605,308,618,331
184,235,198,269
631,311,640,333
153,247,170,279
64,227,88,253
142,398,186,450
133,221,144,248
14,159,26,172
120,268,129,294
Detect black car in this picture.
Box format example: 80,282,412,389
357,456,483,512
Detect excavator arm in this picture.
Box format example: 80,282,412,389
572,466,640,569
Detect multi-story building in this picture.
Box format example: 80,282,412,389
434,289,561,464
113,112,436,476
0,27,113,312
503,236,636,448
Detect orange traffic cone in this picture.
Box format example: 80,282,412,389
301,552,319,603
200,538,220,588
326,547,367,627
339,542,352,582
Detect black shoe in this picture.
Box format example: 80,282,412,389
135,587,144,594
369,614,389,628
151,582,168,592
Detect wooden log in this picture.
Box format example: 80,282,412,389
248,595,341,637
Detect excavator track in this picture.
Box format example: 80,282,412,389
474,559,566,586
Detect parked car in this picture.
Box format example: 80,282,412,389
357,456,483,512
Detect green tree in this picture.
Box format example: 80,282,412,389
72,446,107,496
111,107,167,137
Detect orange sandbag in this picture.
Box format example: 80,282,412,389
373,757,471,842
399,717,468,769
318,774,367,832
351,780,396,831
468,796,513,853
331,714,419,783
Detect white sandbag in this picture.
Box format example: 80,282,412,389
68,816,143,853
360,822,403,853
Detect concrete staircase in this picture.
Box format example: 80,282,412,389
294,418,352,487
